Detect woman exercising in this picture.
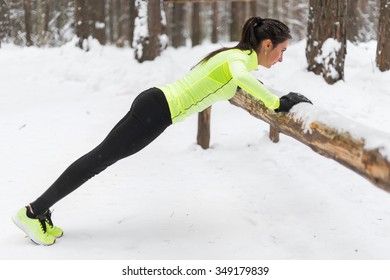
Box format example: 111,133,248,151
13,17,311,245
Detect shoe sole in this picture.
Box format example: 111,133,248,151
12,215,55,246
50,232,63,238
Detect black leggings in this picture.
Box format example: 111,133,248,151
31,88,172,215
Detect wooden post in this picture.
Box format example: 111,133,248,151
197,106,211,149
269,125,280,143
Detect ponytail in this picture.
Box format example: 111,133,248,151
198,17,291,65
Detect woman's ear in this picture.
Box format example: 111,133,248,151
266,39,273,50
261,39,273,51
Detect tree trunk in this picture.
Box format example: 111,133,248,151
23,0,32,46
134,0,166,62
230,1,244,41
91,0,105,45
347,0,359,43
75,0,90,50
171,2,186,48
191,3,201,46
116,0,123,46
0,0,10,47
146,0,165,58
273,0,283,19
36,0,50,47
227,89,390,193
249,0,257,17
133,0,147,59
376,0,390,71
306,0,347,84
116,0,130,47
211,2,218,43
129,0,136,47
108,0,115,43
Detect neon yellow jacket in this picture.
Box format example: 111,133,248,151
157,48,280,123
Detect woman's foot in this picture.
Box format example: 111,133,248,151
13,206,56,246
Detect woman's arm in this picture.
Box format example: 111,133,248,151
228,55,280,110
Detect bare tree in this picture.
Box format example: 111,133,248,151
0,0,361,52
75,0,90,49
306,0,347,84
36,0,50,46
211,1,218,43
107,0,115,43
249,0,257,17
91,0,105,45
376,0,390,71
116,0,131,47
345,0,380,43
134,0,166,62
0,0,10,47
23,0,32,46
129,0,136,46
347,0,359,42
74,0,107,48
171,2,186,47
230,1,245,41
47,0,74,47
191,2,201,46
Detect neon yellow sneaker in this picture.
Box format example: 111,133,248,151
12,207,56,246
44,210,63,238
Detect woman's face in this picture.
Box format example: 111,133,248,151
258,39,289,68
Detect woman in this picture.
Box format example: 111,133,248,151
13,17,312,245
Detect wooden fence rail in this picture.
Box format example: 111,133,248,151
197,88,390,193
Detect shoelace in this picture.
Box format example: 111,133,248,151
44,210,54,228
35,214,48,233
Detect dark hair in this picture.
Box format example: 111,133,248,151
199,17,291,64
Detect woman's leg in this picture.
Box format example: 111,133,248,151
30,88,172,215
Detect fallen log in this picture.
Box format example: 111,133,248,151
196,88,390,192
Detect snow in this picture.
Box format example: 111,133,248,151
289,103,390,160
95,22,105,29
1,38,390,261
314,38,342,80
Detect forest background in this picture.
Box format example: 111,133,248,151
1,0,389,88
0,0,383,46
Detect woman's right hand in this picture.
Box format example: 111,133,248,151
275,92,313,113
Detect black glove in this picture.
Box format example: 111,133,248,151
275,92,313,113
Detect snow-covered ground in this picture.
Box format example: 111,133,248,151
1,39,390,260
